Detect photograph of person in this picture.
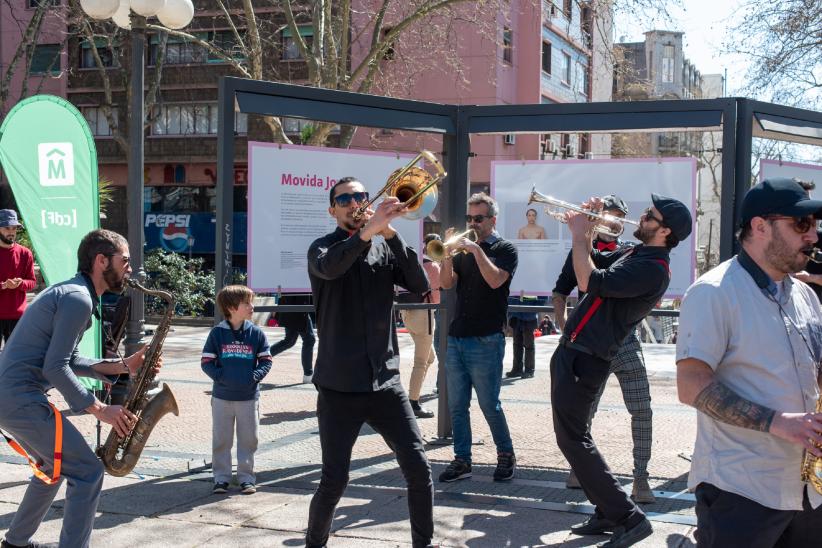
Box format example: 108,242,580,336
516,208,547,240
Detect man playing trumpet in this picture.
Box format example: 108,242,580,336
439,192,519,483
552,194,691,547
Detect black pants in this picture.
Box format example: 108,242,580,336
510,317,536,374
695,483,822,547
0,318,18,350
306,383,433,548
550,345,645,528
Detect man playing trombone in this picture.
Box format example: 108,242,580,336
552,194,691,547
438,192,519,483
305,177,434,548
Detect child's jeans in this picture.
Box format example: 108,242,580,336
211,397,260,484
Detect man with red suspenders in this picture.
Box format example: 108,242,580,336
0,229,153,548
551,194,692,548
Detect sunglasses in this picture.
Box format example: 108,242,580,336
106,253,131,265
642,208,665,225
465,214,491,224
764,215,817,234
333,191,369,207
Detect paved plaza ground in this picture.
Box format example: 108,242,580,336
0,326,698,547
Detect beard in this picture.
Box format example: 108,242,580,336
0,233,15,245
765,225,811,274
632,224,658,244
103,264,127,293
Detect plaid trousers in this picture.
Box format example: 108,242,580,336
586,330,652,480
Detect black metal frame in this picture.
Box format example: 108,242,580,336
215,77,821,437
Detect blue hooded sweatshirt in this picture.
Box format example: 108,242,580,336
201,320,272,401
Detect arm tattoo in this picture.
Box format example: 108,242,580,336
693,381,776,432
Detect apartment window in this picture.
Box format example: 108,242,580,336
82,107,118,136
502,27,513,64
151,103,248,135
662,44,675,83
541,41,551,73
30,44,61,75
80,39,118,69
283,25,313,60
576,62,588,95
562,0,572,18
561,52,571,84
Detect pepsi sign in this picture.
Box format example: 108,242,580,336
144,212,247,254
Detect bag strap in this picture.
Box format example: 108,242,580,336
1,402,63,485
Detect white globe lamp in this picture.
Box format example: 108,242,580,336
157,0,194,30
130,0,166,17
111,0,132,30
80,0,119,20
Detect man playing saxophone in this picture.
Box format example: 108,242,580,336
677,178,822,547
0,229,157,548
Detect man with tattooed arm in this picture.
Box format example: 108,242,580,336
677,178,822,547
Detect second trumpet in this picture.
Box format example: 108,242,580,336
527,186,639,238
426,229,477,262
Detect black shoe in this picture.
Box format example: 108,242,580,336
521,370,534,378
438,458,472,482
570,513,616,535
505,370,523,378
596,518,653,547
413,406,435,419
1,541,58,548
493,451,516,481
212,482,229,494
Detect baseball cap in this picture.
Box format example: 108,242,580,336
741,178,822,224
651,194,692,241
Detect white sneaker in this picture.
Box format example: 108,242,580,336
302,374,313,384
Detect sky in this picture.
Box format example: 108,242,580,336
613,0,749,95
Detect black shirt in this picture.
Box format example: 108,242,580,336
552,237,626,297
563,244,670,361
449,232,518,337
804,230,822,301
307,228,429,392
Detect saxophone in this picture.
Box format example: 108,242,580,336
98,278,179,477
801,395,822,495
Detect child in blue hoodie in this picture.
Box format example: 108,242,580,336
202,285,272,495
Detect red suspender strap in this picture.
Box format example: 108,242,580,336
570,296,603,342
1,403,63,485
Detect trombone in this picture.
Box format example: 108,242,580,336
426,229,477,262
353,150,446,221
527,186,639,238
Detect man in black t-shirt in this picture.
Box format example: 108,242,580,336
438,193,518,483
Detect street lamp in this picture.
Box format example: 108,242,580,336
80,0,194,353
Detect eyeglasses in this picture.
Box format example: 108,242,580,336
106,253,130,265
764,215,817,234
642,208,665,225
465,214,491,224
333,191,369,207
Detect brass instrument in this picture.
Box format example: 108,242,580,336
426,228,477,262
801,396,822,495
353,150,446,221
804,248,822,263
98,279,179,477
527,186,639,238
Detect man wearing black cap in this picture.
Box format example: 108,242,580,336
677,178,822,547
0,209,35,350
553,193,692,547
551,195,656,503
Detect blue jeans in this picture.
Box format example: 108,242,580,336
445,333,513,462
270,316,316,375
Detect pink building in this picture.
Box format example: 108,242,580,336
349,0,611,191
0,0,68,118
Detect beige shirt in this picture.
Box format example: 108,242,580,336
676,257,822,511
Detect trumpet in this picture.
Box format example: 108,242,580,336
353,150,446,221
426,228,477,262
527,186,639,238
